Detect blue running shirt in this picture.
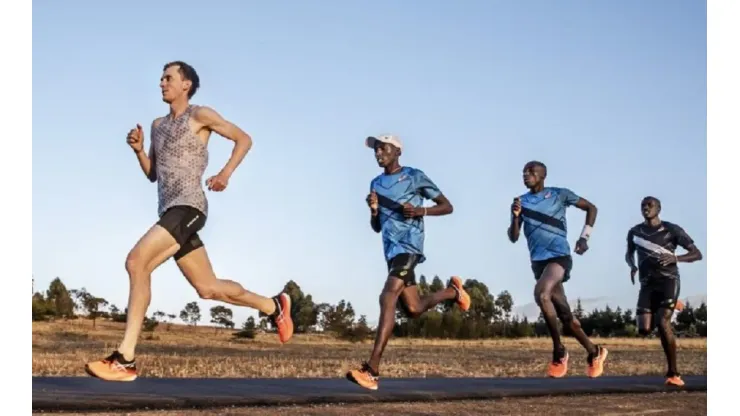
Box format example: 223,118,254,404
516,187,581,261
370,167,442,263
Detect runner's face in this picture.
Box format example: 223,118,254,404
160,65,190,103
374,142,399,168
641,199,660,220
522,163,544,189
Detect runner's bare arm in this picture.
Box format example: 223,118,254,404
424,194,454,216
134,120,159,182
194,106,253,178
507,215,521,243
574,197,598,227
625,230,637,270
370,213,381,233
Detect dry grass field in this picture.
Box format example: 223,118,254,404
32,319,707,379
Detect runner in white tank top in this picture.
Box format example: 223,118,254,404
85,61,294,382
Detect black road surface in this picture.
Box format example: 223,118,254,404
32,375,707,412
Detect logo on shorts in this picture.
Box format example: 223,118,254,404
186,215,200,228
399,270,408,277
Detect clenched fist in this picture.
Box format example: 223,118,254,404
367,190,379,215
127,124,145,153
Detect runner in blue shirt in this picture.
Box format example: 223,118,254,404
508,160,607,379
346,134,471,391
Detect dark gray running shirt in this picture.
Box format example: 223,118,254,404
151,105,209,217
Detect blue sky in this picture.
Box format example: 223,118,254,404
33,1,706,327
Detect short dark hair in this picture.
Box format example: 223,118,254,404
642,196,661,209
164,61,200,99
525,160,547,177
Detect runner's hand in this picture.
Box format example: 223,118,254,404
658,253,677,266
574,237,589,255
511,197,522,217
367,191,379,214
403,203,423,218
630,266,637,285
127,124,144,153
206,172,229,192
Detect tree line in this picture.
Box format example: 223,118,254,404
31,276,707,340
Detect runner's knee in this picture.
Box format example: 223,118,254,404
400,300,422,318
125,251,147,278
535,289,552,307
378,291,393,306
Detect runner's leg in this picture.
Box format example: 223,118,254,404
117,224,181,359
175,241,293,343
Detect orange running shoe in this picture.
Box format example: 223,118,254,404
665,372,685,387
346,362,379,390
587,345,608,378
547,349,569,378
84,351,137,382
675,299,685,312
449,276,471,312
271,293,293,344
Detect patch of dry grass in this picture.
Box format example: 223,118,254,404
32,320,707,379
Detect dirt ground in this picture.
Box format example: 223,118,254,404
33,392,707,416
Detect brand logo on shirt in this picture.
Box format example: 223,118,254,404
544,192,552,199
398,174,408,182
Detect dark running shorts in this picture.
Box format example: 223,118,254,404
387,253,421,287
157,205,207,261
637,278,681,315
531,255,573,283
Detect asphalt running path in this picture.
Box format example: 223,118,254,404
32,375,707,412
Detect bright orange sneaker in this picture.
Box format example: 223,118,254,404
547,350,569,378
587,345,608,378
675,300,685,312
665,373,685,387
449,276,471,311
346,362,379,390
271,293,293,343
84,351,137,382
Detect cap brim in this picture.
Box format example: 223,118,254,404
365,136,379,148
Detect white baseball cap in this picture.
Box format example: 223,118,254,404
365,134,402,150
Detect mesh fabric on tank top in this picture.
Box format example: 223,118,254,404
151,105,209,217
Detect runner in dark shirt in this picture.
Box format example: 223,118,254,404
625,196,703,387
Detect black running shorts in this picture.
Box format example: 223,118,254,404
637,278,681,315
156,205,207,261
531,255,573,283
387,253,421,287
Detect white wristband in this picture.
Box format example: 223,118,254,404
580,225,593,240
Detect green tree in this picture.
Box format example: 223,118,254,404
180,301,201,326
319,300,355,333
495,290,514,321
234,316,257,339
210,305,235,330
32,292,54,321
341,315,373,343
109,305,127,323
46,277,75,319
694,302,707,337
70,288,108,329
